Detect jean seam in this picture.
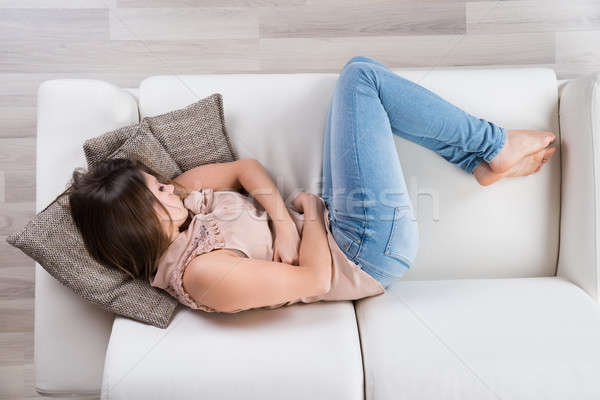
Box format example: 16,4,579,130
351,88,369,242
384,206,403,256
351,237,364,263
483,126,507,164
333,221,362,261
384,206,413,267
357,256,405,282
466,157,484,175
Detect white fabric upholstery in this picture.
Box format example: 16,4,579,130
557,73,600,302
354,277,600,400
138,68,560,281
34,80,138,396
101,302,364,400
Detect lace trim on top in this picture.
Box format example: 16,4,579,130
167,215,226,310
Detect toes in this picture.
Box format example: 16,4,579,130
542,146,556,164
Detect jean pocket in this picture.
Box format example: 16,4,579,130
331,222,360,261
333,208,366,221
384,206,419,268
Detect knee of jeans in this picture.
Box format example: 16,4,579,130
384,206,419,268
340,62,377,84
344,56,372,68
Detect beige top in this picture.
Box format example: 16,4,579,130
149,188,385,312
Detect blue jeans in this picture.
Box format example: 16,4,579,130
321,56,507,289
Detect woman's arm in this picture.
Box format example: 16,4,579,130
184,196,332,312
238,158,295,233
172,159,246,192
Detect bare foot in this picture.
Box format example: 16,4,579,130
473,146,556,186
488,130,555,174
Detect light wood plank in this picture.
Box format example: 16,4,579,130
0,298,33,333
556,30,600,78
1,235,33,269
0,0,110,7
4,170,35,203
259,2,466,38
0,333,26,366
0,202,35,236
117,0,301,7
0,171,4,202
260,33,555,71
0,365,25,399
0,40,260,73
467,0,600,34
0,267,34,300
0,109,36,138
0,106,35,120
0,9,109,41
0,138,35,171
110,8,259,40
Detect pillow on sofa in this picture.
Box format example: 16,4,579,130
84,119,182,179
7,93,240,329
6,127,184,329
7,195,180,328
143,93,238,170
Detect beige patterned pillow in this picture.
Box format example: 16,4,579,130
6,195,179,328
6,131,182,329
84,119,182,179
143,93,237,170
7,93,239,329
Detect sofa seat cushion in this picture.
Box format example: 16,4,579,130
354,277,600,400
101,302,364,400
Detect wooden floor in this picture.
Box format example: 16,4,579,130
1,0,600,398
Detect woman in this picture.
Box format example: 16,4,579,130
63,56,556,312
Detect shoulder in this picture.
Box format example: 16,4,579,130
182,250,245,311
184,250,239,284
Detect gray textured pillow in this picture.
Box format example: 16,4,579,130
6,195,179,328
7,93,239,329
143,93,237,170
84,119,182,179
6,130,182,328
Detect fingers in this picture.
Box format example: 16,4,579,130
284,255,297,266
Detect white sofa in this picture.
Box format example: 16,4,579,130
33,66,600,399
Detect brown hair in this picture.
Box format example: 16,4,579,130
53,157,193,281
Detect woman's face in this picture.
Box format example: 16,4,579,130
140,170,188,229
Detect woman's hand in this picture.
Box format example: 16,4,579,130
292,192,324,220
272,191,322,265
272,221,301,265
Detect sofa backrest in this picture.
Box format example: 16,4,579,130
139,68,560,280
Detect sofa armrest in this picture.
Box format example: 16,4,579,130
34,79,139,396
557,73,600,301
